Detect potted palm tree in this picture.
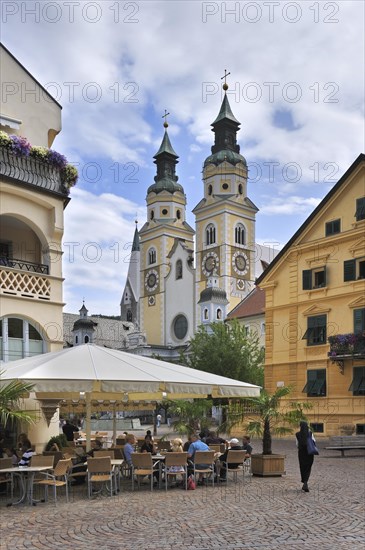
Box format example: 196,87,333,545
246,386,311,476
0,371,35,427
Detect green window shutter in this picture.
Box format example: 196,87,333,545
354,309,365,333
355,197,365,221
344,259,356,282
303,269,312,290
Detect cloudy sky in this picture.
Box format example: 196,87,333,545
2,0,364,315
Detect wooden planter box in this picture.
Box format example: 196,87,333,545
251,454,286,477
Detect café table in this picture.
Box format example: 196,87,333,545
111,458,124,491
152,454,166,489
1,466,53,506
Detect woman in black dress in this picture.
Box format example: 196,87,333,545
295,421,315,492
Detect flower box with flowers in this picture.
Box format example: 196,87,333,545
328,333,365,358
0,131,78,191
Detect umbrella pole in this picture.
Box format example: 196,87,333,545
112,403,116,446
85,392,91,452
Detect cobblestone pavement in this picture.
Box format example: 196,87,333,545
0,439,364,550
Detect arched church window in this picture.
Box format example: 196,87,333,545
176,209,181,219
217,309,222,320
176,259,183,280
150,210,154,220
84,335,89,343
235,223,245,245
127,310,132,322
204,308,209,320
148,248,156,265
238,184,243,195
208,184,213,196
75,335,79,344
206,224,216,246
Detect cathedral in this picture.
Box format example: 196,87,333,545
120,84,276,358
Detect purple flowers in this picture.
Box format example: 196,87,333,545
328,333,365,357
9,135,31,157
47,149,67,169
0,131,78,189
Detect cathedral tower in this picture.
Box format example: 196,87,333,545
139,116,195,346
193,80,258,326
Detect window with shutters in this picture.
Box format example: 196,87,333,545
354,309,365,333
325,219,340,236
302,315,327,346
302,267,326,290
302,369,326,397
355,197,365,221
344,258,365,281
349,367,365,396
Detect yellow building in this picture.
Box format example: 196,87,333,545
0,44,71,448
257,154,365,436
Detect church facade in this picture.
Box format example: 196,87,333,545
121,89,276,355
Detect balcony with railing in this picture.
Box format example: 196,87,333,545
0,256,51,300
328,333,365,373
0,147,70,199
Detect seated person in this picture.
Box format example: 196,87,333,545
218,438,243,481
205,431,227,446
242,435,252,459
70,439,103,485
62,419,79,442
183,435,193,452
123,433,136,467
140,434,157,454
18,439,35,466
5,448,19,466
187,434,211,483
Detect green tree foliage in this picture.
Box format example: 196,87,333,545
182,320,264,385
167,399,213,436
0,371,35,426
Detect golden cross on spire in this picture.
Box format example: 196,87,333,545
221,69,231,91
162,109,170,128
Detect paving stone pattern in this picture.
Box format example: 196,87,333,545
0,439,364,550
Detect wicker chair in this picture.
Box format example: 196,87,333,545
33,458,72,503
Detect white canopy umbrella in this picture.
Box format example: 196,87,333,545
1,344,260,448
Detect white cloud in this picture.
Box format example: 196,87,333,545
260,196,321,215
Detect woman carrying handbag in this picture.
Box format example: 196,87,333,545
295,421,318,492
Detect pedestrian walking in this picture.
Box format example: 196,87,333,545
295,421,317,492
156,414,162,428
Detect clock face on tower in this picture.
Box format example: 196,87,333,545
232,251,249,276
202,251,219,277
145,269,159,292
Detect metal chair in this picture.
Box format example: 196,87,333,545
87,457,114,498
193,451,215,487
220,450,247,483
131,453,158,491
34,458,72,503
93,450,115,459
164,452,188,491
0,458,14,497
